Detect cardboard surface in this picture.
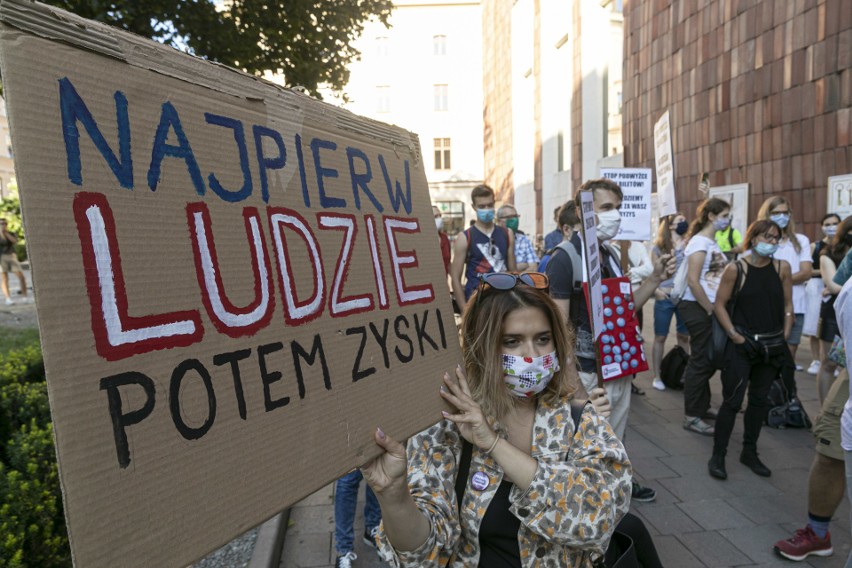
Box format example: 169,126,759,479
578,191,603,341
599,167,652,241
0,1,460,566
654,111,677,217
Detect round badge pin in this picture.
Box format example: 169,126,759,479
471,471,490,491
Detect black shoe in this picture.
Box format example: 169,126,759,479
740,451,771,477
708,454,727,480
631,481,656,502
362,526,379,549
631,383,646,395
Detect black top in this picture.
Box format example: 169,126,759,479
478,479,522,568
731,261,784,333
546,234,621,372
812,240,826,278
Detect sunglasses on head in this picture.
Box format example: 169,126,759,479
475,272,549,308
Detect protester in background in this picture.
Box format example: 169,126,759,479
678,198,732,436
362,275,632,566
650,212,691,391
543,206,563,251
708,220,792,480
450,184,516,309
433,205,451,275
805,213,842,376
815,217,852,403
497,204,540,272
0,218,27,306
756,197,812,370
715,221,743,260
333,470,382,568
831,266,852,568
547,178,675,503
536,203,580,273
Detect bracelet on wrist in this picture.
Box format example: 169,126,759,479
485,435,500,454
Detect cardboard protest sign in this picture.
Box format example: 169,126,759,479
599,167,652,241
582,277,648,381
654,111,677,216
578,191,604,341
0,1,460,566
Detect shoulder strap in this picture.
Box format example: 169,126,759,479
728,260,744,315
727,226,735,248
463,228,472,266
455,439,473,513
556,239,584,292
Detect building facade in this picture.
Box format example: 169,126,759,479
340,0,484,236
623,0,852,238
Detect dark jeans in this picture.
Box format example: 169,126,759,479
678,301,714,417
713,341,778,455
334,470,381,554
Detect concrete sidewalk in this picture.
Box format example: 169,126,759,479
280,322,850,567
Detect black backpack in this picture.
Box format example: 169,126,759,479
660,345,688,390
765,378,812,429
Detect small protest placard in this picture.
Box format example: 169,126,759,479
600,167,652,241
654,111,677,217
582,277,648,381
828,174,852,219
0,1,460,566
578,191,604,341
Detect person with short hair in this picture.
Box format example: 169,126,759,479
496,204,539,272
543,206,563,251
0,218,27,306
450,185,516,309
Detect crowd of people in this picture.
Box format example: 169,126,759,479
330,180,852,567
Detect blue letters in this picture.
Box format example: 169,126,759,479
295,134,311,208
148,102,205,195
205,113,252,203
311,138,345,208
379,155,412,214
253,125,286,204
346,147,383,212
59,78,133,189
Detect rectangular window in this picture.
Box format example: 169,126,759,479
376,85,390,113
375,36,389,56
433,35,447,56
434,138,451,170
433,84,448,111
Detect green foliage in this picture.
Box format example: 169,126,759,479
41,0,393,98
0,195,25,261
0,335,70,567
0,328,40,358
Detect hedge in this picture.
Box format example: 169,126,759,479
0,335,70,567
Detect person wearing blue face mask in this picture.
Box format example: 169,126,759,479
709,220,793,480
804,214,842,376
756,197,812,371
450,184,516,309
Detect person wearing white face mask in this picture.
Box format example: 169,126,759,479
756,197,812,371
804,213,842,375
678,198,734,436
546,178,675,504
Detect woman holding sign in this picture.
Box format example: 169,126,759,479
361,273,633,567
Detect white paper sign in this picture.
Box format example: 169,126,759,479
579,191,604,340
828,174,852,219
600,167,652,241
654,111,677,217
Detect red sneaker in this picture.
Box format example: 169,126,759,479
774,526,833,561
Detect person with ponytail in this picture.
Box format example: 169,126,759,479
756,197,812,366
677,198,733,435
708,220,793,480
650,212,691,390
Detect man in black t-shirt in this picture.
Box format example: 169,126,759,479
546,179,673,503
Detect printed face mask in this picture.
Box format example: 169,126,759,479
824,225,837,238
674,220,689,235
713,216,731,231
476,208,495,223
435,217,444,231
770,213,790,229
502,351,560,398
595,209,622,241
753,242,778,257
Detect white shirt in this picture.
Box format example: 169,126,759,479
772,234,811,313
682,235,728,304
835,277,852,450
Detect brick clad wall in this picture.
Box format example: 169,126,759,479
622,0,852,237
482,0,515,202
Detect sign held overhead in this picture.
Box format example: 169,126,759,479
0,1,459,566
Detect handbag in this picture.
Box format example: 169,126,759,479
669,259,689,306
707,260,743,370
828,335,846,368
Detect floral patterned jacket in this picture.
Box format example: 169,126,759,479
376,396,632,567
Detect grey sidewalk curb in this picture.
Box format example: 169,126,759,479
247,509,290,568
